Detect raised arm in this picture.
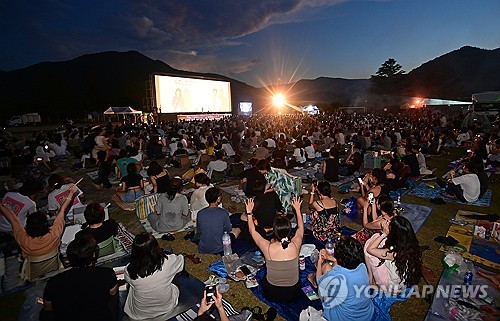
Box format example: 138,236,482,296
245,199,269,253
291,196,304,243
56,185,78,219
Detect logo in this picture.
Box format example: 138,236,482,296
318,274,348,308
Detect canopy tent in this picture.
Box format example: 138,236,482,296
103,106,142,123
103,106,142,115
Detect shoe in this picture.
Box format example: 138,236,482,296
184,231,195,240
434,235,458,246
263,307,277,321
161,233,175,241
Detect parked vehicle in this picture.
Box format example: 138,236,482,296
6,113,41,126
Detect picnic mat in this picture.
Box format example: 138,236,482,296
111,193,136,211
86,170,121,185
140,218,196,239
96,222,135,265
250,257,322,321
220,184,245,197
439,210,500,270
341,202,432,233
168,299,240,321
407,182,492,207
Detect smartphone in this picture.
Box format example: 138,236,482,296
36,157,43,162
240,265,252,276
205,285,216,303
368,192,374,203
467,149,472,153
358,178,364,185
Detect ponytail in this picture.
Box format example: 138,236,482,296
280,237,290,249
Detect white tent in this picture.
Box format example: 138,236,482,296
103,106,142,115
103,106,142,122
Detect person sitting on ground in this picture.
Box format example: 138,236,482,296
320,148,339,183
93,150,113,188
308,181,340,242
254,140,270,160
356,168,389,214
289,140,306,168
256,159,296,213
364,216,422,294
315,237,374,321
272,142,288,168
190,173,213,221
416,147,433,176
384,156,411,190
240,180,284,239
197,187,240,255
47,174,86,217
76,203,118,244
170,142,189,168
147,160,170,194
1,185,77,280
443,161,480,203
0,179,44,234
303,139,316,162
41,234,119,321
116,163,145,202
116,149,137,179
353,195,397,246
471,161,489,199
239,158,266,198
245,196,304,302
124,232,184,321
207,151,228,179
402,144,420,177
221,138,236,157
226,154,245,177
148,177,190,234
339,142,363,175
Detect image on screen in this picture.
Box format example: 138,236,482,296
155,75,232,113
239,102,252,115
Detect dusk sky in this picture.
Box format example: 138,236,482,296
1,0,499,87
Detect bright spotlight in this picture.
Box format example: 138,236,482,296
272,94,286,107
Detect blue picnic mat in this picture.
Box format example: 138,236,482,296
250,257,323,321
341,202,432,233
407,182,492,207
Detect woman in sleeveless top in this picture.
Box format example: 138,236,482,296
356,168,388,216
147,161,170,194
245,196,304,302
308,181,339,242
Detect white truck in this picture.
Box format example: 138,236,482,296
7,113,42,126
462,92,500,130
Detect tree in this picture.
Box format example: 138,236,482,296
370,58,406,94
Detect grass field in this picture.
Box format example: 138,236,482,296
0,142,498,321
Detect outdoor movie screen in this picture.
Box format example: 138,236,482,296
155,75,232,113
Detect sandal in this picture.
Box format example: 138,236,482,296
184,231,195,240
182,254,202,264
250,306,264,320
263,307,277,321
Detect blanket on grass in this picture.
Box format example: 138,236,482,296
407,182,492,207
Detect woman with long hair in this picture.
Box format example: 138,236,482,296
124,232,184,321
356,168,389,215
308,181,339,241
148,177,190,234
245,196,304,302
147,160,170,194
364,216,422,294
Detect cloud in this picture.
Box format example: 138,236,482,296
0,0,347,74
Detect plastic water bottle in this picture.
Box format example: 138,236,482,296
222,232,232,256
325,238,335,256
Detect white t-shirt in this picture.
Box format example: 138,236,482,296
49,140,68,157
265,138,276,148
48,183,85,214
293,148,306,164
190,185,212,220
304,145,315,159
221,143,236,157
124,255,184,321
337,133,345,145
207,160,228,178
0,192,36,232
452,174,480,202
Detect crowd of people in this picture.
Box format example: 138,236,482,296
0,108,497,321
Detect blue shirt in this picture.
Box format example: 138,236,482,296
318,263,374,321
196,207,232,254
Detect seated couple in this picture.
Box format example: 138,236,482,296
41,232,184,321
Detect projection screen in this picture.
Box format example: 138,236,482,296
155,75,232,113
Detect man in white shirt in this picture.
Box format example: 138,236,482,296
445,162,480,203
264,135,276,149
207,151,228,178
0,180,44,233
